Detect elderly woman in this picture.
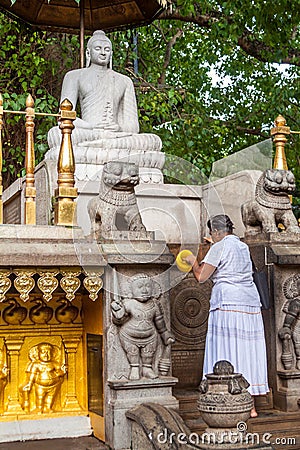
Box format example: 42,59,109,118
185,214,269,418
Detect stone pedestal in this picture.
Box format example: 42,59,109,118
102,240,179,450
246,232,300,412
107,378,178,450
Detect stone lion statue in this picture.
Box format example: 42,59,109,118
241,169,299,234
88,161,146,239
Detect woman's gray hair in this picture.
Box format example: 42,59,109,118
207,214,234,233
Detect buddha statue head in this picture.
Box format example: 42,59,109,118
86,30,112,68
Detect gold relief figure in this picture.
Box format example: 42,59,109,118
20,343,67,414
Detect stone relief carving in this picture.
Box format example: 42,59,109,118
110,273,174,380
88,161,146,240
278,274,300,370
241,169,299,234
170,276,210,345
20,342,67,414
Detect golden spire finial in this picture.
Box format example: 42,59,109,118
274,115,286,128
26,93,34,108
270,114,290,171
54,98,77,226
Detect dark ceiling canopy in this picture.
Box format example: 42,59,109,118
0,0,169,33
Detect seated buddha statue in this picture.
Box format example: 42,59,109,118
46,30,164,177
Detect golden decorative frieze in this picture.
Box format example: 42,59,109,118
0,270,12,302
13,269,35,302
37,269,59,302
3,299,27,325
83,269,104,301
60,268,81,302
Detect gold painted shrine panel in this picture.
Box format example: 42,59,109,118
0,293,86,419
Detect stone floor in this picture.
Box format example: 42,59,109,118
0,436,108,449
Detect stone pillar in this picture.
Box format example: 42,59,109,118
247,233,300,412
102,239,179,450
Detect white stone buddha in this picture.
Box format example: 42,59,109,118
46,30,164,182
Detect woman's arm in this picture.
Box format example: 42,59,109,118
184,254,216,283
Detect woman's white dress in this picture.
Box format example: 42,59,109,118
202,234,269,396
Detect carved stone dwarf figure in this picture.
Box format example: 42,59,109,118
241,169,299,234
111,273,175,380
279,275,300,370
88,160,146,240
20,343,67,414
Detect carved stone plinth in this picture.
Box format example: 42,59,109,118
102,243,177,450
276,371,300,411
107,378,178,450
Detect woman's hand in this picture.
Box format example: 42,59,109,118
183,253,197,266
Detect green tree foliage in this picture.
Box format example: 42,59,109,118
0,16,79,187
0,1,299,199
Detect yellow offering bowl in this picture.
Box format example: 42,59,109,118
176,250,193,272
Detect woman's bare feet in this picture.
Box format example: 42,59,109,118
250,407,258,418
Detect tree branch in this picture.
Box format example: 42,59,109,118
158,28,183,84
159,8,300,66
